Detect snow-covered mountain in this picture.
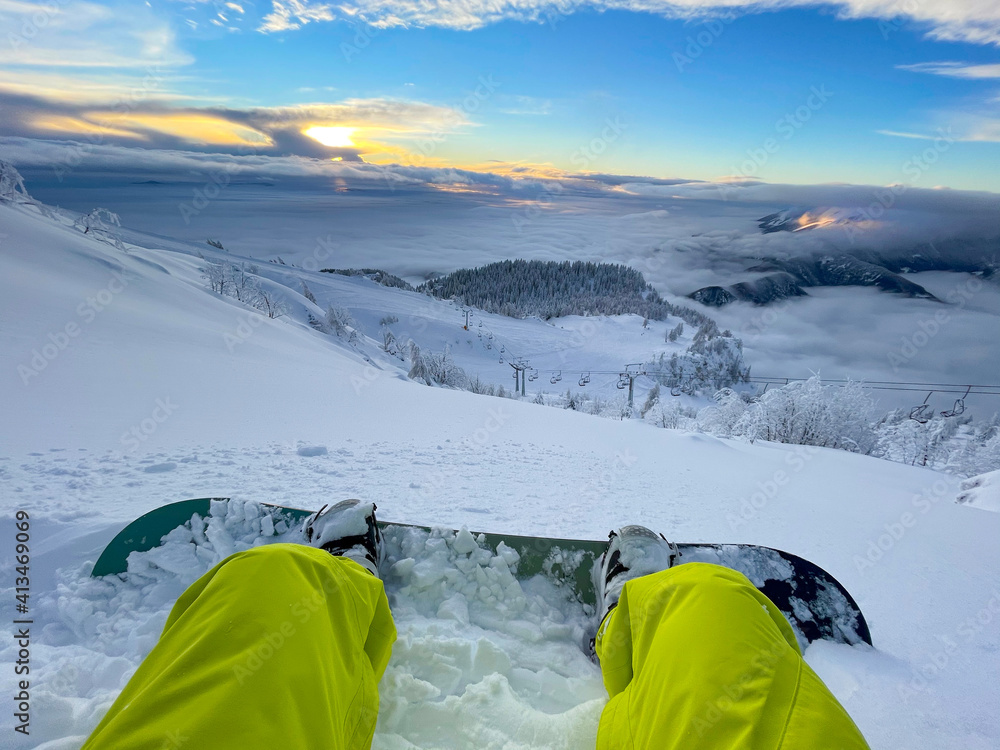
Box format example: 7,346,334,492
0,196,999,749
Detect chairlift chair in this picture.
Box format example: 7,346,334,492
579,372,591,386
941,386,971,418
550,370,562,384
909,392,934,424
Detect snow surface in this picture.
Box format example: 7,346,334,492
1,201,999,749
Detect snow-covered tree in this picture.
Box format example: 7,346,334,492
326,304,356,340
202,261,285,318
73,208,127,252
698,377,877,453
648,324,749,394
666,322,684,342
301,282,318,305
0,161,35,205
641,383,661,416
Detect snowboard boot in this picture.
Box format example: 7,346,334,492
590,525,682,654
303,499,385,577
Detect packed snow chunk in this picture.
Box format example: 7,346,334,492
451,527,479,555
437,593,470,624
495,541,520,569
296,444,328,457
956,470,1000,513
143,462,176,473
409,559,448,589
390,557,417,578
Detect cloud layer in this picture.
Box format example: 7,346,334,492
0,86,476,162
258,0,1000,45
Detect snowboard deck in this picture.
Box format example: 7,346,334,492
92,498,872,647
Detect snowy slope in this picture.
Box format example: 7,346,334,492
1,201,998,749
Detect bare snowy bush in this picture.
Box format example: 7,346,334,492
203,261,287,318
697,377,878,453
408,345,469,388
0,161,35,204
325,304,356,338
301,281,318,305
873,410,1000,474
646,399,698,429
73,208,128,252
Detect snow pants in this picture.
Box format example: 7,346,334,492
83,548,868,750
594,562,870,749
81,544,396,750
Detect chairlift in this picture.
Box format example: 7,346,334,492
670,385,682,397
486,343,492,350
478,321,483,327
579,372,591,386
499,356,504,364
550,370,562,384
512,370,519,380
909,392,934,424
617,374,629,390
529,370,539,381
500,345,505,354
941,386,971,418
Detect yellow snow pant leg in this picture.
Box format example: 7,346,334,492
594,562,869,750
82,543,396,750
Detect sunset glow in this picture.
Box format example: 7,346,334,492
305,126,356,148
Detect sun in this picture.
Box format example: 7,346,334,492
305,126,356,148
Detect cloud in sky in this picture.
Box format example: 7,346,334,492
898,61,1000,79
0,83,477,161
0,0,192,67
256,0,1000,45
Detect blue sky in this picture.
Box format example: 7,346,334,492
1,0,999,190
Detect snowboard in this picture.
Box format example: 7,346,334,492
92,498,872,647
